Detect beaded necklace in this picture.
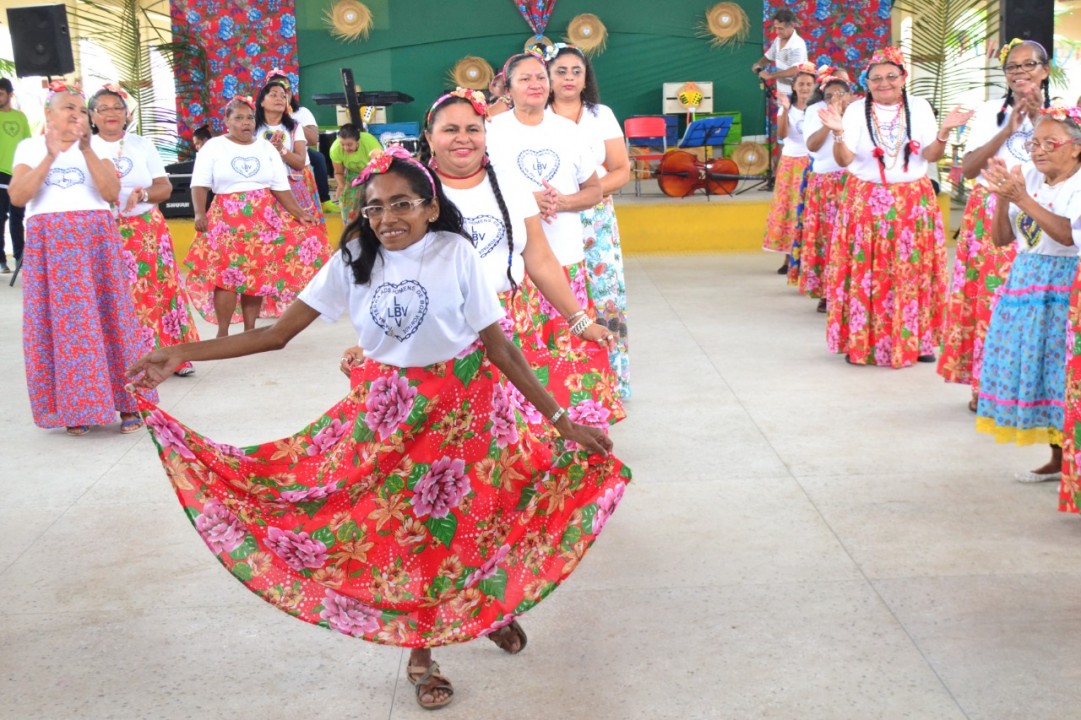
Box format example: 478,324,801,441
870,103,904,168
108,133,125,215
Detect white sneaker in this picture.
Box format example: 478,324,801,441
1015,470,1062,483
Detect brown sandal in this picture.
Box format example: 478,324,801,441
487,619,527,654
406,660,454,710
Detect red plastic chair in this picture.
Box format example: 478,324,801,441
624,116,669,195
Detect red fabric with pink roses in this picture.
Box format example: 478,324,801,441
138,347,629,647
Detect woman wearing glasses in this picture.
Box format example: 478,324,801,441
89,86,202,379
798,65,853,310
184,97,319,337
817,47,972,367
938,39,1050,409
976,105,1081,486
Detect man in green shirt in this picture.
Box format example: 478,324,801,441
0,78,30,273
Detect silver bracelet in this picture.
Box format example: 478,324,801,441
569,315,592,336
566,309,587,323
549,407,567,424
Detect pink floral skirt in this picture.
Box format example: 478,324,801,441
185,189,330,322
825,176,947,367
798,171,847,299
138,346,629,646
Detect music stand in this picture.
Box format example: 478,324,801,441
676,116,732,200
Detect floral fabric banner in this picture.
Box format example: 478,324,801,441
764,0,892,76
515,0,559,38
170,0,300,158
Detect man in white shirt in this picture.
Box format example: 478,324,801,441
750,9,809,98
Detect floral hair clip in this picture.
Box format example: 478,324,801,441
46,80,83,101
101,83,130,101
426,87,489,126
1040,104,1081,125
998,38,1025,66
353,145,437,196
816,64,850,89
862,46,907,84
794,61,817,77
231,95,256,110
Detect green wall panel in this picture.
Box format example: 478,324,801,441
296,0,765,138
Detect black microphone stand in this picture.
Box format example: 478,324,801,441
735,71,777,195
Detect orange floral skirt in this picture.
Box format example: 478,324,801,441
797,171,846,299
185,189,330,322
762,155,810,254
1060,274,1081,513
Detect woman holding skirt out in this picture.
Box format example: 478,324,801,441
818,47,972,367
89,85,202,378
128,151,628,711
762,61,815,275
938,39,1049,408
799,65,852,311
185,97,322,336
11,82,154,435
978,106,1081,485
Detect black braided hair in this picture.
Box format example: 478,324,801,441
864,91,882,175
339,159,467,286
901,87,913,171
484,160,518,295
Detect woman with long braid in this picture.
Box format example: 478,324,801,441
938,39,1049,408
341,89,624,429
818,47,972,367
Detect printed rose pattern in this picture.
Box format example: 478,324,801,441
764,1,891,78
826,176,948,367
798,171,847,299
140,347,630,646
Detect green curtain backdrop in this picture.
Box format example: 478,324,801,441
295,0,766,136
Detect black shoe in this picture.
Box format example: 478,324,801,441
917,354,936,363
816,299,827,313
776,261,788,275
0,264,9,274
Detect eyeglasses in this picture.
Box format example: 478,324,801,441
94,105,126,114
1004,60,1045,75
867,73,902,85
823,89,851,101
359,198,429,220
1023,138,1077,153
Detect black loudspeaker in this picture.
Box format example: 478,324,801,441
6,5,75,78
1001,0,1054,56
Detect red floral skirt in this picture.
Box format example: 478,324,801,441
23,210,156,428
514,262,625,426
937,185,1016,386
138,346,630,646
1060,276,1081,513
118,208,201,352
498,284,625,438
825,176,947,367
798,171,846,299
185,189,330,322
762,155,810,254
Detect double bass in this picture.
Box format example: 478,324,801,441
654,150,748,197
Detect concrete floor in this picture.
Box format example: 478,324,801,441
2,253,1080,720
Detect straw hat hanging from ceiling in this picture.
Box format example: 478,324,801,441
565,13,608,56
699,2,749,48
324,0,373,43
449,56,495,91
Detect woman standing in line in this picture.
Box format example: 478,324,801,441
937,39,1049,409
817,47,972,367
128,152,628,711
11,82,153,435
761,62,816,276
977,106,1081,484
486,52,603,354
547,44,632,399
89,85,202,378
185,97,319,336
798,66,852,312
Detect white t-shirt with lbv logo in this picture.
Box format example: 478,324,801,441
443,173,540,293
298,231,505,367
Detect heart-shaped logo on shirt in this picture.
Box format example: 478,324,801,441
370,280,429,342
44,167,85,189
516,148,560,187
231,156,261,178
111,156,134,177
465,214,506,258
2,121,19,137
1015,211,1042,249
1005,127,1034,162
